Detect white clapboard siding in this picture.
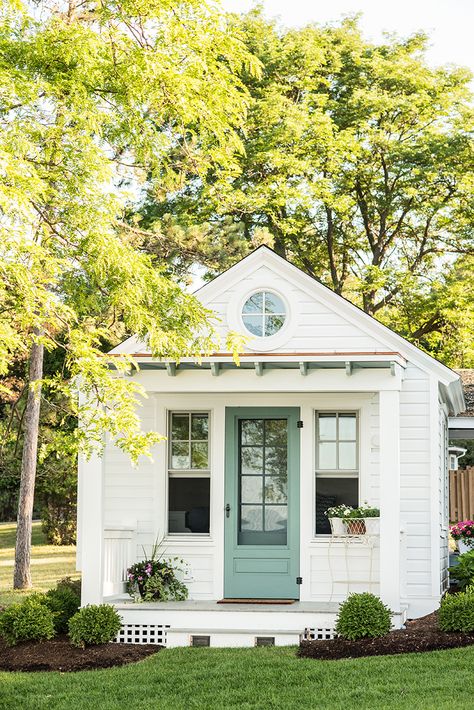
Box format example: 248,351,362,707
400,364,432,599
201,264,388,354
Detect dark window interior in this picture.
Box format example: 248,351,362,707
168,478,210,533
315,478,358,534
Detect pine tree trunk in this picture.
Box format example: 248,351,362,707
13,333,44,589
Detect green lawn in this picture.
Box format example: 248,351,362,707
0,644,473,710
0,521,79,606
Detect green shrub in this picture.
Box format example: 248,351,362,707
0,595,55,646
439,587,474,632
449,550,474,589
335,593,392,640
68,604,122,648
45,584,80,633
56,576,82,600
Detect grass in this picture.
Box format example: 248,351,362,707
0,521,79,606
0,644,473,710
0,525,470,709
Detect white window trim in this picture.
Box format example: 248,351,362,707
166,410,212,538
314,410,361,537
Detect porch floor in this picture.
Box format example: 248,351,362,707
106,597,340,613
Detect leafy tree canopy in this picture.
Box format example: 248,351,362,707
140,11,474,366
0,0,255,461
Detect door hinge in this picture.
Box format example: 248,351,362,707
296,576,303,585
297,420,303,428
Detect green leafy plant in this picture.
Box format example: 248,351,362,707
127,541,189,602
0,595,55,646
335,593,392,640
68,605,122,648
449,550,474,589
356,505,380,518
439,586,474,633
44,583,81,634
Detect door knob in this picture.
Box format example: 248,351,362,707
225,504,231,518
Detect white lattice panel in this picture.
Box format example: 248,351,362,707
114,624,170,646
303,627,335,641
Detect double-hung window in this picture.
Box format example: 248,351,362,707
168,412,210,534
315,412,359,534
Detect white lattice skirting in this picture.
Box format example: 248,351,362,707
303,627,336,641
114,624,170,646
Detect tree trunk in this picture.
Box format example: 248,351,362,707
13,332,44,589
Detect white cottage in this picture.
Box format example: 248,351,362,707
77,246,464,647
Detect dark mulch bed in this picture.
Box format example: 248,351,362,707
0,635,162,672
299,612,474,660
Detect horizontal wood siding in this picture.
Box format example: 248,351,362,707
205,264,388,353
400,364,431,599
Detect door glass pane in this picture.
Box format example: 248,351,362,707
191,442,208,469
241,505,263,531
319,441,337,469
171,441,190,469
241,446,263,475
318,414,336,441
265,419,287,445
241,476,263,504
265,506,287,532
265,447,287,476
238,418,288,545
171,413,189,440
339,413,356,440
241,419,264,445
264,477,287,503
339,441,356,469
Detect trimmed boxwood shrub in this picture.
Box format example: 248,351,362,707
45,584,80,633
68,604,122,648
335,592,392,640
439,587,474,633
0,595,55,646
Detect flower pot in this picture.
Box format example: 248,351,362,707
329,517,346,535
458,538,474,554
364,517,380,535
345,519,366,535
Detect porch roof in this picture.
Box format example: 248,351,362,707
114,351,406,376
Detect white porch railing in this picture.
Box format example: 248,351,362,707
103,527,135,597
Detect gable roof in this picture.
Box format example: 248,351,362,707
195,246,463,412
112,245,464,413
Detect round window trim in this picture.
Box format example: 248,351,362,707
241,290,287,339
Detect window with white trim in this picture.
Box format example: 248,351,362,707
168,412,210,534
315,412,359,534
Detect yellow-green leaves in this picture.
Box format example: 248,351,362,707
0,0,256,460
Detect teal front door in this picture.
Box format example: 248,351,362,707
224,407,300,599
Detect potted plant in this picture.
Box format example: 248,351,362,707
127,541,189,602
325,505,355,535
450,520,474,554
358,503,380,535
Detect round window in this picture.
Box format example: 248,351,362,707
242,291,286,337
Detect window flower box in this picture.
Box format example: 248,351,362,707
326,504,380,536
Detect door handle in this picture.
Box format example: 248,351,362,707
225,504,231,518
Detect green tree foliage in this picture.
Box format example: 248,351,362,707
142,11,474,366
0,0,256,584
0,0,254,460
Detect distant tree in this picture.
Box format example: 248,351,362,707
0,0,253,588
141,12,474,363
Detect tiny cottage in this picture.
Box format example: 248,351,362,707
76,246,464,647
